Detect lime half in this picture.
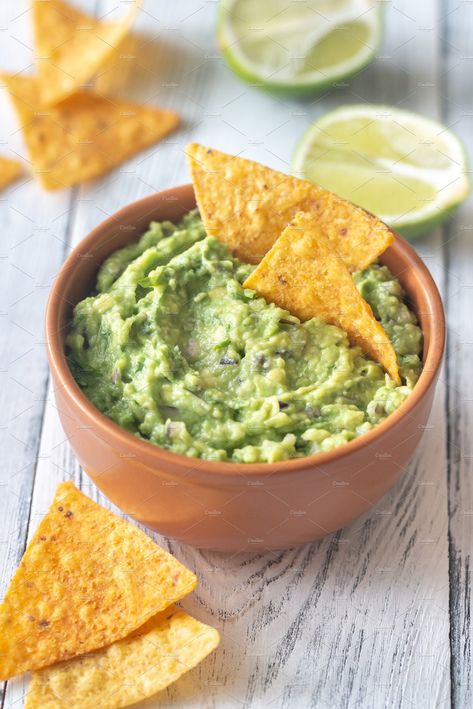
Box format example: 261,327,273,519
292,104,471,239
217,0,383,96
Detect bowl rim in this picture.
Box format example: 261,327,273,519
46,186,445,478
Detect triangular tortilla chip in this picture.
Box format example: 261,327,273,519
186,143,393,270
33,0,140,106
26,606,220,709
0,156,22,191
244,211,400,383
0,482,197,680
2,74,179,190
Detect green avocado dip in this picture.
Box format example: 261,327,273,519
66,211,423,463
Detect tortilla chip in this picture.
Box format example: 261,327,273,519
33,0,140,106
0,156,22,191
0,482,197,680
244,211,400,383
25,606,219,709
93,32,138,98
2,74,179,190
186,143,393,271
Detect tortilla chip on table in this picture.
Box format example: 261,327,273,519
25,606,220,709
186,143,394,270
1,74,180,190
33,0,141,106
244,211,400,383
0,157,22,191
0,482,197,680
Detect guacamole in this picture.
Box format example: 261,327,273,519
67,211,423,463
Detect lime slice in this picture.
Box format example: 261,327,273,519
217,0,383,96
292,105,471,239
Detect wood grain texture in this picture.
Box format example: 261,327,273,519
0,1,94,704
1,0,468,707
0,1,75,580
442,1,473,706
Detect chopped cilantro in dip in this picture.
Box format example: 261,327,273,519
67,211,423,463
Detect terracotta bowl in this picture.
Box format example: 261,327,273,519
46,185,445,552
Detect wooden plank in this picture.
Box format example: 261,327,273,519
442,1,473,706
3,1,452,707
0,1,80,705
0,0,70,583
0,1,95,706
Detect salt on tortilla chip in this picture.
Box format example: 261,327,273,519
244,211,400,383
0,482,197,680
25,606,219,709
33,0,140,106
0,156,22,191
186,143,393,271
2,74,179,190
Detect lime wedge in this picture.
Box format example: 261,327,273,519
292,105,471,239
217,0,383,95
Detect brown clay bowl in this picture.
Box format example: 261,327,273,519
45,185,445,552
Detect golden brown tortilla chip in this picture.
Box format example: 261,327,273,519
33,0,140,106
25,606,219,709
0,156,22,191
186,143,393,270
0,482,197,680
244,211,400,383
93,32,138,98
2,74,179,190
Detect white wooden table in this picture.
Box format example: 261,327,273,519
1,1,471,707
